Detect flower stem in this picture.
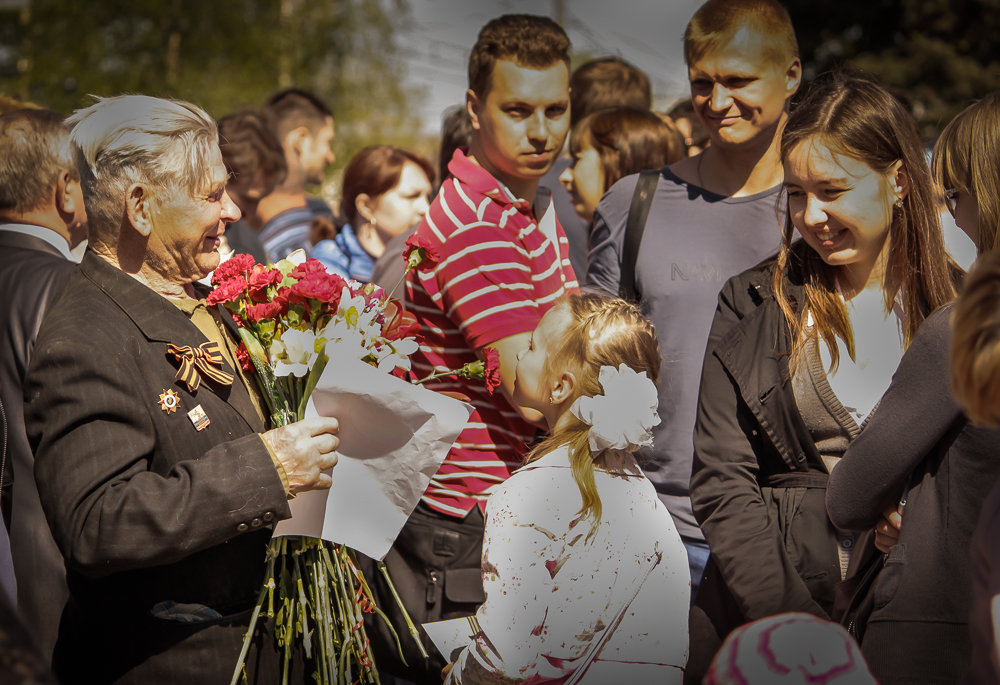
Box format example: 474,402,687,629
377,561,429,659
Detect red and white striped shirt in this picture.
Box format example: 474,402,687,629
406,149,579,517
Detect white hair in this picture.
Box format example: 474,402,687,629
67,94,218,243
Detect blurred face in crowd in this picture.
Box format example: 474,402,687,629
146,145,241,284
559,143,605,221
300,116,336,186
784,136,905,285
688,27,800,150
946,188,980,247
225,169,270,231
361,161,433,239
467,59,570,198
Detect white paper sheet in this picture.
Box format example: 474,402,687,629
422,616,476,663
273,357,472,559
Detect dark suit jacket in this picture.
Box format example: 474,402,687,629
24,250,292,684
0,228,74,660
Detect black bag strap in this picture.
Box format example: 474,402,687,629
619,169,660,302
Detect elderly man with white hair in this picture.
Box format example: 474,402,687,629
23,95,341,684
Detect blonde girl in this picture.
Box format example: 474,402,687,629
446,293,690,684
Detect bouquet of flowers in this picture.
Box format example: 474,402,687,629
207,238,495,684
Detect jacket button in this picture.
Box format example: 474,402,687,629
250,518,262,529
262,511,274,522
236,523,249,532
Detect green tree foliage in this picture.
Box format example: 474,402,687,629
0,0,423,167
786,0,1000,139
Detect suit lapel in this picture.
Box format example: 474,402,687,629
79,251,265,432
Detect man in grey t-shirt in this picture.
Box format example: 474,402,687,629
585,0,801,595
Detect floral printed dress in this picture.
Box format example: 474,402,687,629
447,446,690,684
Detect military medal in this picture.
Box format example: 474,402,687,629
158,389,181,414
187,404,211,431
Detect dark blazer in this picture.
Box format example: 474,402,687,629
0,227,75,659
686,260,841,681
24,250,292,684
828,306,1000,684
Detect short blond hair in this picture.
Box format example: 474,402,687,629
67,95,218,246
952,249,1000,426
684,0,798,67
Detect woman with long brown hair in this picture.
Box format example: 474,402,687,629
827,90,1000,684
686,73,959,679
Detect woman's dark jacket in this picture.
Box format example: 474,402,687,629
827,305,1000,684
687,260,842,677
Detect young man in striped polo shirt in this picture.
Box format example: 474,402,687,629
365,14,579,682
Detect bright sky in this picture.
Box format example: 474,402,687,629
398,0,704,134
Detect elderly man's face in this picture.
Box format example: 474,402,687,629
148,145,240,284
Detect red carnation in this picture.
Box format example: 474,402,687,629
211,253,256,287
246,301,285,323
235,341,254,373
403,234,440,271
206,276,248,306
483,347,501,396
289,258,330,281
247,264,283,294
291,271,344,306
274,285,308,309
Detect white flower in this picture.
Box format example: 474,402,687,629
272,328,318,377
569,364,660,453
285,248,307,266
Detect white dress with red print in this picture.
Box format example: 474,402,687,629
447,446,689,684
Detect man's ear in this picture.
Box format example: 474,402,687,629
286,126,311,156
125,183,154,237
549,370,577,406
466,89,481,131
55,171,79,215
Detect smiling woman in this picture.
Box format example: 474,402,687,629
688,73,960,672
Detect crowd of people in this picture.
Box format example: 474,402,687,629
1,0,999,683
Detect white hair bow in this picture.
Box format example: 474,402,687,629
569,364,660,454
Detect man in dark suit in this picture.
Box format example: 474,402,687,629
0,108,88,661
23,94,341,684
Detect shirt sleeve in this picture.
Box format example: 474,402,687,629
428,221,543,350
827,307,962,530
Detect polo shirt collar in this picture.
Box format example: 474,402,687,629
447,148,535,214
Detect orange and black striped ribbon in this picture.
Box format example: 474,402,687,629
167,342,234,392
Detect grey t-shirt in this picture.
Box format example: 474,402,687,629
585,166,785,539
